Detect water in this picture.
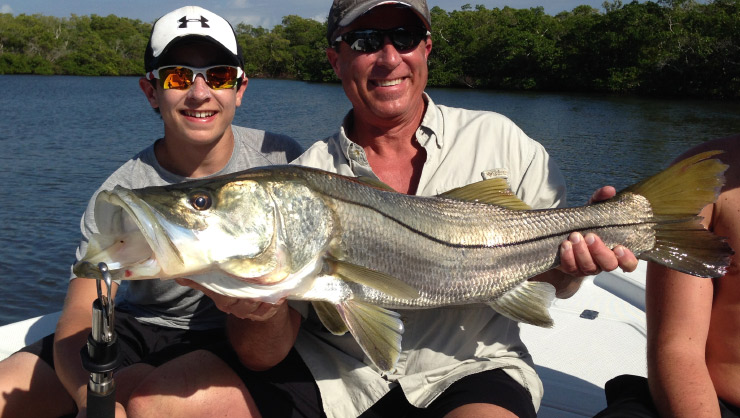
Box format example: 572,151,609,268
1,75,739,326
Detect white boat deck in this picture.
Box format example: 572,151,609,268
0,311,61,361
522,262,648,417
0,263,648,417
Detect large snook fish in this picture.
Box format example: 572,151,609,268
74,151,733,371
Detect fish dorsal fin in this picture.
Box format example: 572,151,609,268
335,299,404,371
440,178,531,210
312,301,348,335
326,258,420,300
488,281,555,327
356,176,396,192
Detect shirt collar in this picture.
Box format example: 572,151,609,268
418,92,443,149
334,92,443,176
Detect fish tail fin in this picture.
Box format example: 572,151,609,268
335,300,404,371
489,281,556,327
623,150,733,278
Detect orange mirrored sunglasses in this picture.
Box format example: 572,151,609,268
146,65,243,90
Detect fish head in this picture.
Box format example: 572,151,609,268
73,176,281,283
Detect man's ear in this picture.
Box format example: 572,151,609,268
139,77,159,109
424,35,432,60
235,76,248,107
326,47,341,80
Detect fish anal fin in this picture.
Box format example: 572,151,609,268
326,258,420,300
336,300,404,371
312,301,348,335
440,178,531,210
488,281,555,327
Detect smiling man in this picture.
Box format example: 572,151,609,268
281,2,636,416
0,6,302,417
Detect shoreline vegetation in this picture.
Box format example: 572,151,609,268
0,0,738,99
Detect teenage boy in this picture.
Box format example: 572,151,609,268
0,6,302,417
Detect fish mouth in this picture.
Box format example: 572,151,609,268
73,187,184,281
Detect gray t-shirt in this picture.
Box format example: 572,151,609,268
72,125,303,330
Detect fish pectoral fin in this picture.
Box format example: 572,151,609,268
439,178,531,210
488,281,555,327
312,301,348,335
336,300,403,372
326,258,421,300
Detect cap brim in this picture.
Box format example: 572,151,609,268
152,35,243,69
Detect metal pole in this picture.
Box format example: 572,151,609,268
80,262,120,418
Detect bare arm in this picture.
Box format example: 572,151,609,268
177,279,301,371
53,277,119,412
647,259,718,417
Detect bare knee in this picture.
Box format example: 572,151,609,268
0,352,75,418
127,350,260,418
114,362,155,408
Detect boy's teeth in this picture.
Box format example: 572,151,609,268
185,111,215,118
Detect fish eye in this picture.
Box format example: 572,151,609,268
190,192,212,211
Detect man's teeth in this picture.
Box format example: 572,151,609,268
184,111,216,118
377,79,402,87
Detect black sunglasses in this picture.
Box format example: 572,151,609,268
334,27,430,53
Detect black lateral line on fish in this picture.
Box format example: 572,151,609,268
333,196,647,249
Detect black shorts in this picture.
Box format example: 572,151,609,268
210,340,535,418
19,309,226,371
362,368,537,418
594,374,740,418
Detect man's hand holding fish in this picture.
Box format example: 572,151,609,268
537,185,639,299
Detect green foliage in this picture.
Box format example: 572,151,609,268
0,13,149,75
1,2,738,98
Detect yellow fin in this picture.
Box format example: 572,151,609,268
312,301,348,335
622,150,726,218
326,258,420,300
336,300,404,371
440,178,531,210
488,281,555,327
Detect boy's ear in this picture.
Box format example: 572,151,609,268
139,77,159,109
235,76,248,108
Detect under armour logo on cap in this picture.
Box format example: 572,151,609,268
178,15,210,28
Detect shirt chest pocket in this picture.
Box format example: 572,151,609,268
481,168,509,181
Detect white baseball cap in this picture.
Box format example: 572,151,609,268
144,6,244,71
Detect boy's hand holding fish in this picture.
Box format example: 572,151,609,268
176,278,285,321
